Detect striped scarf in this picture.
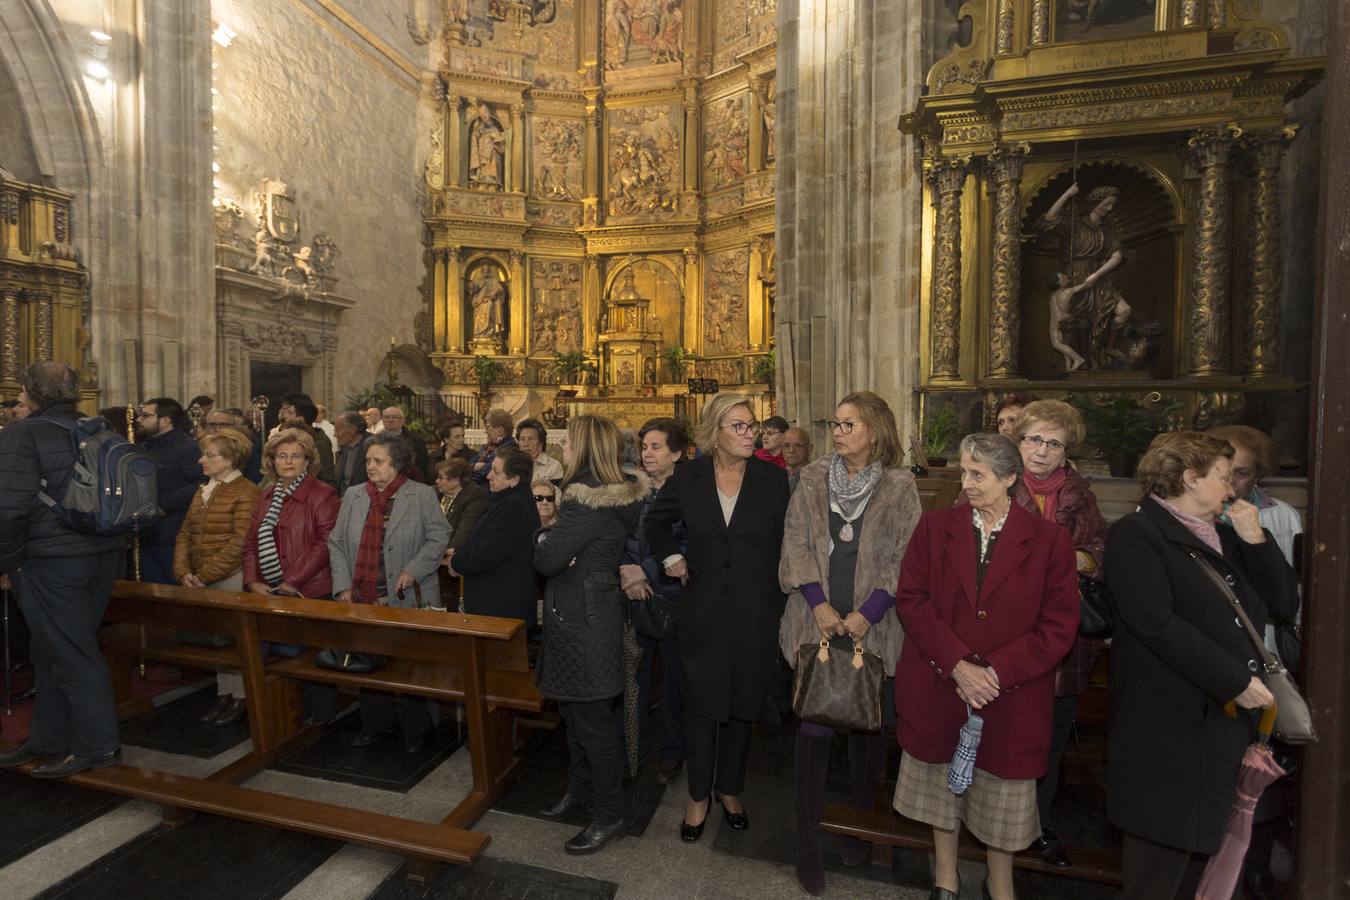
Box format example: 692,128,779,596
257,474,306,587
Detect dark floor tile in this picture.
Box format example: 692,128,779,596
0,774,126,868
371,857,618,900
120,685,250,758
34,813,340,900
272,711,466,792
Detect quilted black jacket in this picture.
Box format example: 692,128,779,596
534,472,648,702
0,402,126,571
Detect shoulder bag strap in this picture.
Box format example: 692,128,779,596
1188,551,1282,676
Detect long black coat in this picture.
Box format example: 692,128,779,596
452,480,541,626
1105,495,1299,854
535,473,647,702
646,455,790,722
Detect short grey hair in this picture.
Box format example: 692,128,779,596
21,361,80,408
366,431,414,472
959,433,1024,481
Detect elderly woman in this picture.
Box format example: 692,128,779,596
470,408,517,484
645,394,790,842
1006,400,1109,868
174,426,260,726
532,479,560,528
329,432,450,752
1207,425,1301,569
534,415,648,855
779,392,922,895
1106,432,1298,900
894,434,1079,900
447,447,541,624
435,457,487,550
994,393,1035,439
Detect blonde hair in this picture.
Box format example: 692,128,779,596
562,414,628,487
1207,425,1279,481
1137,431,1234,499
261,427,320,483
1014,399,1087,450
837,391,902,468
694,393,752,455
200,427,253,470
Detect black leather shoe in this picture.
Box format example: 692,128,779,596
717,795,749,830
539,793,591,820
350,727,394,748
928,873,960,900
403,732,427,754
32,749,121,779
655,759,683,785
564,818,626,855
213,697,247,727
1032,832,1072,868
680,798,711,842
200,695,232,723
0,745,47,768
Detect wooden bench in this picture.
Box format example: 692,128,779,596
87,580,547,876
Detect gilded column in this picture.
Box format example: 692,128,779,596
996,0,1015,54
681,78,700,196
1187,127,1238,376
1180,0,1202,28
683,248,702,355
582,93,602,227
583,255,602,354
445,246,464,353
34,291,54,361
508,249,526,355
0,287,19,381
432,249,449,351
508,104,525,194
1207,0,1228,29
986,146,1027,378
927,157,970,382
1030,0,1050,45
447,96,464,187
1243,128,1295,379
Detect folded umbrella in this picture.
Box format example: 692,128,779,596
621,619,643,778
1195,705,1286,900
948,708,984,797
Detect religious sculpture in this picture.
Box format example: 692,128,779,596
469,265,507,341
761,81,776,161
468,103,506,189
605,0,683,69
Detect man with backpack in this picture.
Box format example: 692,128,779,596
0,363,127,776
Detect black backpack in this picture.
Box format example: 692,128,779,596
37,416,161,536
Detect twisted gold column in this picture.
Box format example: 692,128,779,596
1031,0,1050,45
1207,0,1228,29
34,291,53,361
1243,128,1295,379
928,157,970,381
996,0,1015,54
0,288,19,381
986,146,1028,378
1187,127,1238,376
1180,0,1202,27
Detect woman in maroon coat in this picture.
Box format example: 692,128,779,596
894,434,1079,900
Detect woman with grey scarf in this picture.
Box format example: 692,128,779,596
778,391,923,895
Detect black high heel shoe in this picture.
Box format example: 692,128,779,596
716,795,749,831
680,798,712,842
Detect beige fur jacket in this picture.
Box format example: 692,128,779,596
778,459,923,671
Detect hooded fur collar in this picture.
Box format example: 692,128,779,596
563,474,651,509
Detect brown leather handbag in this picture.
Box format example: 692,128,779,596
792,638,885,732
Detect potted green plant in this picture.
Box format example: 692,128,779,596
552,350,595,387
751,351,775,386
921,405,961,468
471,355,501,394
1069,393,1183,477
662,345,698,383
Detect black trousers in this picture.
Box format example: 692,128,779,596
359,689,432,738
1121,832,1208,900
17,551,121,758
1036,693,1079,825
635,630,684,763
685,713,753,802
560,697,626,824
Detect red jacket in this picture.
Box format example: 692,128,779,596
894,502,1079,779
241,477,340,598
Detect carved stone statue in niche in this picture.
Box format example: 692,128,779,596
468,103,506,189
469,265,507,341
1037,182,1155,370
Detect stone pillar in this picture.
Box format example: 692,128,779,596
445,247,464,353
986,146,1027,378
1180,0,1202,28
928,156,970,382
508,249,526,355
34,291,54,360
1031,0,1051,45
996,0,1015,54
683,247,702,354
1243,128,1295,379
1187,127,1237,376
0,288,19,382
432,249,449,351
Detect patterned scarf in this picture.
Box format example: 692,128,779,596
353,473,407,604
1022,465,1068,524
257,474,306,587
827,453,883,522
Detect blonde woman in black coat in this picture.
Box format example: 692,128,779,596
534,415,647,856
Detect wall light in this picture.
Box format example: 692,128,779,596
212,24,236,48
89,30,112,43
85,60,111,80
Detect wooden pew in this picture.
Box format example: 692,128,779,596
89,580,545,874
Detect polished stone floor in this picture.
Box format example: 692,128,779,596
0,682,1133,899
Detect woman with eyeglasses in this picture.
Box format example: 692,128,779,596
1004,399,1108,869
645,394,791,843
435,458,487,550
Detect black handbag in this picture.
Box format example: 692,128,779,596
629,593,678,640
1078,574,1113,638
313,581,431,675
792,639,884,732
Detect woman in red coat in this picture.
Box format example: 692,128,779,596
893,434,1079,900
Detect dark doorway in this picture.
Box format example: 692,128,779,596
249,362,304,438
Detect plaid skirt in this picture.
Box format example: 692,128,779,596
892,753,1040,851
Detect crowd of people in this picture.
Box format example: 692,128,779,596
0,361,1304,900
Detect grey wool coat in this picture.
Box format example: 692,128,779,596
778,460,923,671
328,480,451,607
535,473,649,703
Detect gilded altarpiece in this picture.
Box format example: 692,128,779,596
421,0,777,419
900,0,1321,466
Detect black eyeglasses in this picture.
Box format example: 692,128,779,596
1022,435,1068,452
533,494,556,503
827,420,859,434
